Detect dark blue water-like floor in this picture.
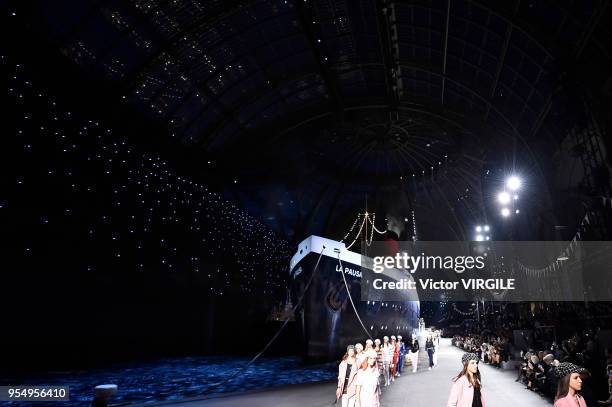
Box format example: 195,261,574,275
1,356,337,406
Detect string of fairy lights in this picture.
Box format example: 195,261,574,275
4,55,291,297
452,304,475,316
517,211,594,278
340,212,387,250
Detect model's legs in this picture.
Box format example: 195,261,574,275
341,394,355,407
410,351,418,372
383,361,390,385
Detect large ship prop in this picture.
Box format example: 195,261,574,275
289,212,420,361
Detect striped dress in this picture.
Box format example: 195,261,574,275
375,347,384,371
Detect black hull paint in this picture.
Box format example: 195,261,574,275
291,250,420,362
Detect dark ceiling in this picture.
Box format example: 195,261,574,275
10,0,612,242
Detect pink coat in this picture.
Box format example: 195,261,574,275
554,394,587,407
446,375,485,407
337,359,359,398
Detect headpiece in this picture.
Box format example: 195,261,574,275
461,353,479,364
554,362,585,379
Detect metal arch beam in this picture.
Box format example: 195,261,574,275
445,0,555,59
202,56,556,175
128,10,300,119
177,18,543,145
207,101,478,170
574,0,611,58
345,32,542,100
393,1,553,63
217,58,524,144
186,63,445,149
253,102,494,147
485,0,521,120
181,62,370,144
179,52,539,172
467,0,608,60
124,0,545,141
373,0,398,114
200,64,492,146
441,0,451,106
387,3,551,91
224,101,552,194
181,71,325,148
293,0,343,114
529,0,610,140
314,104,473,136
154,30,304,122
157,27,496,131
119,0,260,93
99,0,254,135
397,61,529,134
163,26,537,140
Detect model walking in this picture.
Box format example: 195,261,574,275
355,343,365,366
397,335,405,376
390,335,399,380
432,331,440,367
426,334,435,370
446,353,485,407
408,334,420,373
381,336,392,386
355,349,380,407
553,363,587,407
337,345,359,407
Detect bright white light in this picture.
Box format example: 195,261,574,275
475,234,484,241
485,236,490,240
501,208,511,217
497,191,511,205
506,176,521,191
515,209,520,214
513,194,519,200
484,225,490,232
475,226,482,232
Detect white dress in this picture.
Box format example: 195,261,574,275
355,367,380,407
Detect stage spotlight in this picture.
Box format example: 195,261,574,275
485,236,490,240
497,191,511,205
506,176,521,191
484,225,490,232
501,208,511,217
515,209,520,214
475,234,484,241
475,226,482,232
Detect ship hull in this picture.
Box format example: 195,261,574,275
290,236,420,361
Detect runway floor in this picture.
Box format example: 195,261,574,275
131,338,553,407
